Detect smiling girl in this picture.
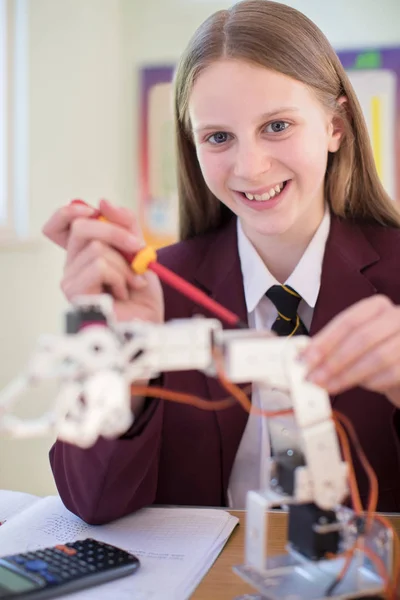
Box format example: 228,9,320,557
43,0,400,523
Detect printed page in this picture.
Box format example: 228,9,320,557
0,496,239,600
0,489,41,524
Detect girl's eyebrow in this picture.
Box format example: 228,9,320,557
192,106,300,134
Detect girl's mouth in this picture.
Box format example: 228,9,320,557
239,180,289,202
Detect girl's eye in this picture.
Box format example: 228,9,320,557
207,131,230,145
265,121,290,133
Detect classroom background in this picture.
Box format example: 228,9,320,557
0,0,399,498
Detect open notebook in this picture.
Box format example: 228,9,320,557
0,490,239,599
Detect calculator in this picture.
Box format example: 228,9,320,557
0,538,140,599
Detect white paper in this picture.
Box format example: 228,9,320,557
0,489,40,524
0,495,238,599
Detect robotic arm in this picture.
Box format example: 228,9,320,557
0,295,394,600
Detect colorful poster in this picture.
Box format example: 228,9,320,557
138,66,176,248
138,48,400,247
337,48,400,204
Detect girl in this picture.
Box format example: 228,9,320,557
43,0,400,524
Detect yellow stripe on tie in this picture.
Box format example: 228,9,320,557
282,284,300,298
288,314,300,338
371,96,383,180
277,310,291,322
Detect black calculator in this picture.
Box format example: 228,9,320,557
0,538,140,599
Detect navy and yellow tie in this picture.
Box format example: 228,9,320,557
266,284,308,337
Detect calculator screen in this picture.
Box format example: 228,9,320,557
0,565,37,593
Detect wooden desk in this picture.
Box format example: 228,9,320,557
192,510,400,600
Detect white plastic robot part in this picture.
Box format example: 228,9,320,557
283,339,348,509
26,326,123,381
55,371,133,447
116,318,222,382
215,330,292,388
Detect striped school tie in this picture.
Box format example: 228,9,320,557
266,284,308,337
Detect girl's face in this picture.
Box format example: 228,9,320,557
189,59,343,244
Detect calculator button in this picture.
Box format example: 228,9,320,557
2,556,25,566
24,559,49,572
41,572,60,584
25,553,37,560
13,556,26,564
60,570,72,580
77,559,88,567
55,544,77,556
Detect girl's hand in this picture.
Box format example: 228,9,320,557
56,199,164,324
42,201,96,248
302,295,400,408
42,198,136,249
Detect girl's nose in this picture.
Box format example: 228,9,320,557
233,144,272,181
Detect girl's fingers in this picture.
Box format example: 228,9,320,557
64,241,148,294
43,199,141,252
312,333,400,394
42,204,96,248
61,255,130,302
66,218,142,266
303,296,394,369
306,308,400,385
97,199,139,233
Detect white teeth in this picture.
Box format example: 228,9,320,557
244,182,285,202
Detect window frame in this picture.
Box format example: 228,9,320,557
0,0,29,243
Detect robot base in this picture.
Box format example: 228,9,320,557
233,505,393,600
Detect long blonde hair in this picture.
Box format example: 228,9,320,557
173,0,400,240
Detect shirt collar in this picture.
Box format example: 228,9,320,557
237,208,331,313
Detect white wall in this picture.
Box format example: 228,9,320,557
0,0,131,495
0,0,399,497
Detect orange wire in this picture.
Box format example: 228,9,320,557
131,380,293,419
130,353,398,598
323,417,363,593
333,411,400,598
325,538,359,590
334,411,379,517
374,513,400,597
333,416,363,514
211,347,293,418
130,384,237,412
131,346,293,420
363,543,396,599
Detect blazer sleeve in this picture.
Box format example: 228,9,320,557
49,234,217,524
49,396,164,525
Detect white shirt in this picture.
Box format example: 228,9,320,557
227,209,331,508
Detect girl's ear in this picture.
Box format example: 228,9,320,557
328,96,348,153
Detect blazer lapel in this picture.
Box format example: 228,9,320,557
311,215,380,405
191,213,382,494
192,217,250,497
311,215,380,334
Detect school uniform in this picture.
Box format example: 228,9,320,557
49,211,400,524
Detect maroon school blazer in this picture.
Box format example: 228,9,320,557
49,214,400,524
